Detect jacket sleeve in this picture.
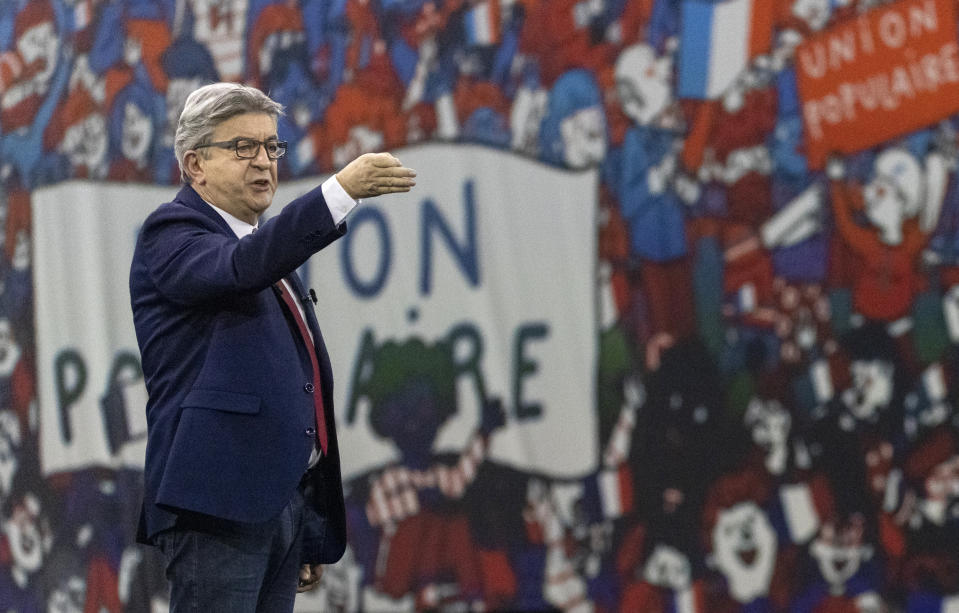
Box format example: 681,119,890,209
139,185,346,306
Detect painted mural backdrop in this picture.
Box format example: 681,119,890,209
2,0,959,611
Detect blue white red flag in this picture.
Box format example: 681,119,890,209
677,0,774,99
464,1,501,46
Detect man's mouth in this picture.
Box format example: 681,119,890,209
251,179,271,190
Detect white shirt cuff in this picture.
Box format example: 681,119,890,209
322,175,360,225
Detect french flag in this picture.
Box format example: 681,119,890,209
677,0,774,99
670,585,707,613
464,1,501,46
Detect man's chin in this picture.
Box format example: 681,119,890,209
251,194,275,212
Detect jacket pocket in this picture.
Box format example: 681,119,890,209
181,389,261,414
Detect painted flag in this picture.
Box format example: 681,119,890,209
779,482,821,544
464,1,501,46
677,0,774,99
582,465,634,521
672,584,707,613
598,465,634,519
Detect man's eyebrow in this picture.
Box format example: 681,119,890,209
230,135,280,141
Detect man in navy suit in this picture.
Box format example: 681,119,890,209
129,82,415,611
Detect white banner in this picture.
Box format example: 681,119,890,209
33,180,166,474
33,144,599,479
303,145,599,479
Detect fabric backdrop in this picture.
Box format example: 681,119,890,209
2,0,959,611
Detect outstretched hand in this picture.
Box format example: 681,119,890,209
336,152,417,199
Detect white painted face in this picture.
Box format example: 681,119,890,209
47,575,86,613
810,519,872,589
711,501,778,603
863,149,922,245
560,106,606,169
17,21,59,85
862,175,907,245
745,398,791,447
614,44,671,125
642,544,692,589
121,102,153,163
62,113,108,172
846,359,894,421
4,493,49,574
744,397,792,475
792,0,832,31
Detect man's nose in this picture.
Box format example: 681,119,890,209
251,144,272,167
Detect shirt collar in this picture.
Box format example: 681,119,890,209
204,201,258,238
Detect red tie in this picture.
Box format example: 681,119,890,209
275,280,329,455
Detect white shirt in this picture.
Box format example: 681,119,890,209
206,175,358,467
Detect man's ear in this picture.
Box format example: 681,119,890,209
184,150,206,185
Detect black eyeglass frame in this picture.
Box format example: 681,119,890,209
193,137,288,160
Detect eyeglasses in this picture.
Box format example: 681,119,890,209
194,137,288,160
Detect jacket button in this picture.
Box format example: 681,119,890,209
305,427,316,436
304,383,315,393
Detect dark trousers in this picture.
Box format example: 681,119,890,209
155,487,306,613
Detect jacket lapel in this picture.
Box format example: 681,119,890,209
284,273,322,339
175,184,236,238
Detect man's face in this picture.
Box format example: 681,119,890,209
190,112,279,225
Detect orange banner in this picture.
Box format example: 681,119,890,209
796,0,959,169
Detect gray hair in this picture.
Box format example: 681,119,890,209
174,82,284,183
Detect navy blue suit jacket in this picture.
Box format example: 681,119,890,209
130,183,347,564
